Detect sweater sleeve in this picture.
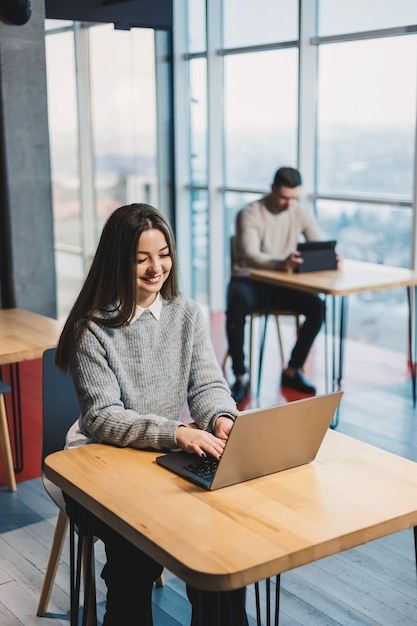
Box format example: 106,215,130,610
235,204,282,269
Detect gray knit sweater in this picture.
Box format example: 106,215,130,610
66,295,238,450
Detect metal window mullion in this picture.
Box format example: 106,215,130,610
207,0,224,311
298,0,318,210
410,59,417,271
155,30,174,223
73,23,97,276
311,24,417,46
172,1,192,296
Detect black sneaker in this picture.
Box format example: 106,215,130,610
281,370,316,395
230,379,250,403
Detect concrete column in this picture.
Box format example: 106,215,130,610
0,0,56,317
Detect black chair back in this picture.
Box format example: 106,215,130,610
42,347,80,461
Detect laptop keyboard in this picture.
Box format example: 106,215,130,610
184,456,219,481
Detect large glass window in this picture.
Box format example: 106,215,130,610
318,0,417,36
317,35,417,200
46,22,161,319
45,27,83,319
223,49,298,189
89,25,157,233
222,0,298,48
45,30,80,250
189,58,208,185
191,189,209,307
176,0,417,366
186,0,206,52
317,200,412,267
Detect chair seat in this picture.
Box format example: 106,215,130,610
42,474,67,510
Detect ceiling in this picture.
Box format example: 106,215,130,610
44,0,173,30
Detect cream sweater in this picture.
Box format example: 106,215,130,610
233,198,322,277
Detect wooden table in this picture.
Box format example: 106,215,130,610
250,259,417,414
44,430,417,623
0,308,62,476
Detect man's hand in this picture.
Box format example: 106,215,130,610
282,251,303,272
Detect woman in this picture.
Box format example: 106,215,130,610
55,203,248,626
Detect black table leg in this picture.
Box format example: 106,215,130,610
329,295,348,429
407,286,416,408
254,576,281,625
69,510,95,626
257,313,269,398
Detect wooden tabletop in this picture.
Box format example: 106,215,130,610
44,430,417,591
250,259,417,296
0,308,63,365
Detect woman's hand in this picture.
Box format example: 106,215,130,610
213,415,234,440
175,426,226,460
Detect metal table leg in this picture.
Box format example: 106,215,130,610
328,295,348,429
408,286,416,407
69,510,95,626
254,575,281,625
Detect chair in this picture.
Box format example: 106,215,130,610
37,348,164,623
0,379,16,491
37,347,97,624
223,236,302,396
222,311,302,396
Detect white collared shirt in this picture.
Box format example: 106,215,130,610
131,293,162,323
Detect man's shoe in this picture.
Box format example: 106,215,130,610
230,378,250,403
281,370,316,395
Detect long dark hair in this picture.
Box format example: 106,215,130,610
55,203,179,372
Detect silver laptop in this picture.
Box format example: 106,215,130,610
156,391,343,490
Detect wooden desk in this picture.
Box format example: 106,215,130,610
0,308,62,474
44,430,417,622
250,259,417,412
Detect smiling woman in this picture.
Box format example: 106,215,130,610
53,202,248,626
135,229,173,308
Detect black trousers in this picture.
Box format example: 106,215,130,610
226,277,325,377
65,495,249,626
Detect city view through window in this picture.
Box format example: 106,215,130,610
45,5,417,360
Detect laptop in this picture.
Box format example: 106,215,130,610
296,240,337,273
156,391,343,490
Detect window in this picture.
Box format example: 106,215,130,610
89,25,158,234
317,35,417,200
189,58,208,186
222,0,298,48
318,0,417,36
46,22,161,319
223,49,298,189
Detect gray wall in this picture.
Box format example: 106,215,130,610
0,0,56,317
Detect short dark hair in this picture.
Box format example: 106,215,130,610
273,167,302,189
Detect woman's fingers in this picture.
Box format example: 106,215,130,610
176,428,225,459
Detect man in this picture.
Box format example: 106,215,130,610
226,166,325,403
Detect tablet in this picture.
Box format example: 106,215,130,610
296,240,337,273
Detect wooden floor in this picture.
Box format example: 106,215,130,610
1,315,417,625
